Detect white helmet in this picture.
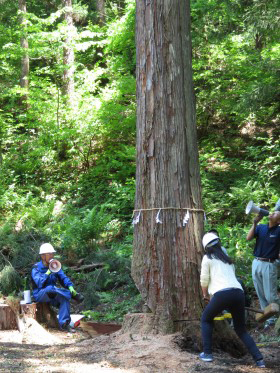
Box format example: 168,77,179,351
39,243,56,254
202,233,219,250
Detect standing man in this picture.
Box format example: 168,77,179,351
246,211,280,326
31,243,83,332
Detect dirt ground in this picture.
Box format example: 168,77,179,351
0,322,279,373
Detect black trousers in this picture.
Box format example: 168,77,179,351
201,288,263,361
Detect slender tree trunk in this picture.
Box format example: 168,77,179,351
132,0,204,333
62,0,75,101
18,0,29,105
255,33,263,50
96,0,105,25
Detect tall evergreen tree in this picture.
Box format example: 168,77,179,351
132,0,204,333
96,0,105,25
18,0,29,106
62,0,75,101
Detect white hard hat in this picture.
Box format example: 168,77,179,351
202,233,219,250
39,243,56,254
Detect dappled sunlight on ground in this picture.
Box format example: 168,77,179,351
0,326,279,372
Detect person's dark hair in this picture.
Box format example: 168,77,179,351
208,229,219,236
205,241,234,264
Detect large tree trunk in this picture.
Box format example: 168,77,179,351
62,0,75,101
18,0,29,105
131,2,249,356
132,0,204,333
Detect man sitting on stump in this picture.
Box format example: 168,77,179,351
31,243,83,333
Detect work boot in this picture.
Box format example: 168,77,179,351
72,292,84,304
264,316,277,330
199,352,213,362
61,321,76,333
256,359,266,368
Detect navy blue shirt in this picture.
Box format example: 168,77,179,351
254,224,280,259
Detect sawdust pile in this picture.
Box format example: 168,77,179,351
21,317,63,345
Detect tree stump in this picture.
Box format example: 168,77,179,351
20,303,37,319
180,319,247,358
35,303,59,328
122,313,173,334
0,304,18,330
19,302,59,328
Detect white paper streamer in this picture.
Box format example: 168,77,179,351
183,210,190,226
132,211,141,225
204,212,207,222
156,209,162,224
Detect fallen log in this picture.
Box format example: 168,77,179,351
80,321,121,337
255,303,279,323
70,263,104,272
245,306,264,314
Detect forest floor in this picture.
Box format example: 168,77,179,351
0,320,279,373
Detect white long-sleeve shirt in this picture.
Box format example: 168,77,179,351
200,255,243,296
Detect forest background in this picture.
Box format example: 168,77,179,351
0,0,279,322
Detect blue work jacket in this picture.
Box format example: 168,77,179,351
31,260,73,298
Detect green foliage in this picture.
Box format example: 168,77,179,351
0,265,21,295
0,0,280,321
82,289,142,323
60,205,116,256
192,0,280,129
0,221,49,272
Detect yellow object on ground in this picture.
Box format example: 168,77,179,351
213,312,232,321
223,313,232,319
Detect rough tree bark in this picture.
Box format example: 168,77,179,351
131,2,249,357
132,0,204,334
62,0,75,101
0,304,18,330
18,0,29,105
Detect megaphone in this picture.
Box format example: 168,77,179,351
49,258,61,273
245,201,269,216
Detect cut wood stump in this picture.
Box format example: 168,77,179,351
19,302,59,328
0,304,18,330
20,303,37,319
35,303,59,328
121,313,164,334
180,319,247,358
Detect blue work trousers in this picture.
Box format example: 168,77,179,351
34,285,71,327
201,288,263,362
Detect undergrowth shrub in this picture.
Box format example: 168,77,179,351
83,288,142,323
0,265,21,295
60,205,115,257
